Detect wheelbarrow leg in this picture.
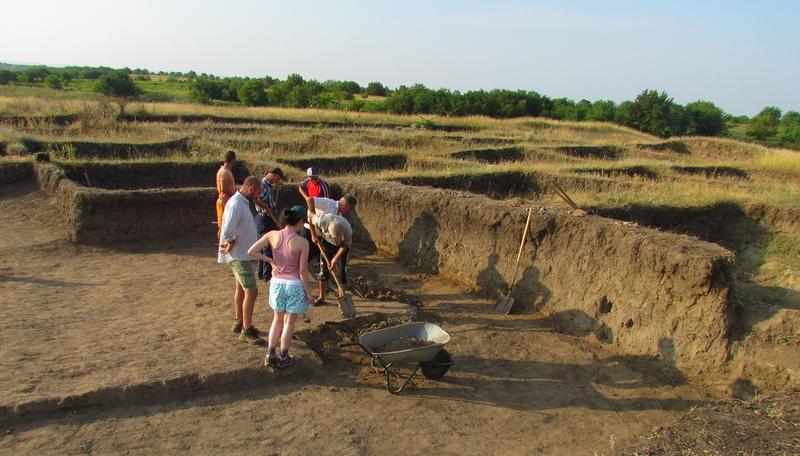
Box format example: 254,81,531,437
385,364,421,394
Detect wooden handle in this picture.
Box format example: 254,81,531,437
507,207,533,292
318,246,345,296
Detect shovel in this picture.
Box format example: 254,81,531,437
494,207,533,315
318,245,356,319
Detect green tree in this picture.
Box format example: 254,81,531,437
747,106,782,139
94,70,140,97
237,79,267,106
0,70,15,85
778,111,800,145
625,90,684,137
684,101,726,136
365,81,388,96
586,100,617,121
45,74,64,89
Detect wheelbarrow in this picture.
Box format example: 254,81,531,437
325,321,452,394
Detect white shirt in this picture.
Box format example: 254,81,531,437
313,197,339,216
217,192,259,263
312,213,353,247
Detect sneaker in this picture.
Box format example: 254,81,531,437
264,352,278,368
239,326,264,345
231,319,243,333
276,354,295,369
313,298,327,307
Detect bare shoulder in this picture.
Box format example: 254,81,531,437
289,233,309,250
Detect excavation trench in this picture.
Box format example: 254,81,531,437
25,163,738,387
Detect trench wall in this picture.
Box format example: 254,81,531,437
34,164,216,243
337,179,735,382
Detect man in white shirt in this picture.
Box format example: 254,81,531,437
305,195,356,307
219,176,264,345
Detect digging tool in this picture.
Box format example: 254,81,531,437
494,207,533,315
318,244,356,318
552,182,580,211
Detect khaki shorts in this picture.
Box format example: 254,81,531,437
230,260,258,291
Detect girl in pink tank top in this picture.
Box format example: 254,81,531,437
247,208,315,369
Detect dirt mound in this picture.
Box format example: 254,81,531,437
682,137,765,160
295,313,414,367
450,147,524,163
618,386,800,455
279,153,406,175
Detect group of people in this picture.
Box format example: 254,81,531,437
215,150,357,369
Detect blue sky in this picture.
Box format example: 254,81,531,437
2,0,798,115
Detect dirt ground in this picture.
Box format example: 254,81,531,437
0,180,779,455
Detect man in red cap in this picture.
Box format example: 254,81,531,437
298,166,331,199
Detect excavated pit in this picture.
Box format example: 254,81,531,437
278,153,406,175
670,165,749,179
24,162,739,386
391,170,635,199
18,137,190,159
333,179,735,385
450,146,524,163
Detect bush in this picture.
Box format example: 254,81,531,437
0,70,15,85
623,90,685,138
685,101,726,136
45,74,64,89
237,79,267,106
778,111,800,145
365,81,388,97
94,70,140,97
747,106,782,139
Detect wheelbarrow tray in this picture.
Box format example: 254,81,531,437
360,322,450,365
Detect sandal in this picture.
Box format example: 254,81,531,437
264,353,278,368
276,354,295,369
313,298,327,307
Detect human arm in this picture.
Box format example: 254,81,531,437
298,180,309,199
327,244,349,270
298,240,315,305
246,233,283,272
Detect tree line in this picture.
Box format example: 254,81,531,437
1,64,798,145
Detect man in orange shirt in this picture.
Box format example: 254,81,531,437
216,150,237,238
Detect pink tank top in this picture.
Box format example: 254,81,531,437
272,228,302,280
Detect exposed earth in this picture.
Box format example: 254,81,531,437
1,180,798,455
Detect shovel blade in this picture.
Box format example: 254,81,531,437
338,294,356,319
494,296,514,315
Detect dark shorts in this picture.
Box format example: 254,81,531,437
317,240,348,284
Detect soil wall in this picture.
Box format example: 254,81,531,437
393,171,635,199
58,161,250,189
0,161,33,185
336,179,735,382
34,163,217,243
278,154,406,175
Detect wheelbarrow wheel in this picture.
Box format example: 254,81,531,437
420,349,452,380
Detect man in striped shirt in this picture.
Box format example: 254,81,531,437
298,167,331,199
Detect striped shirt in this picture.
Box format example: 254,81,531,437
300,178,332,198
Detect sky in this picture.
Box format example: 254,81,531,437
2,0,798,116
